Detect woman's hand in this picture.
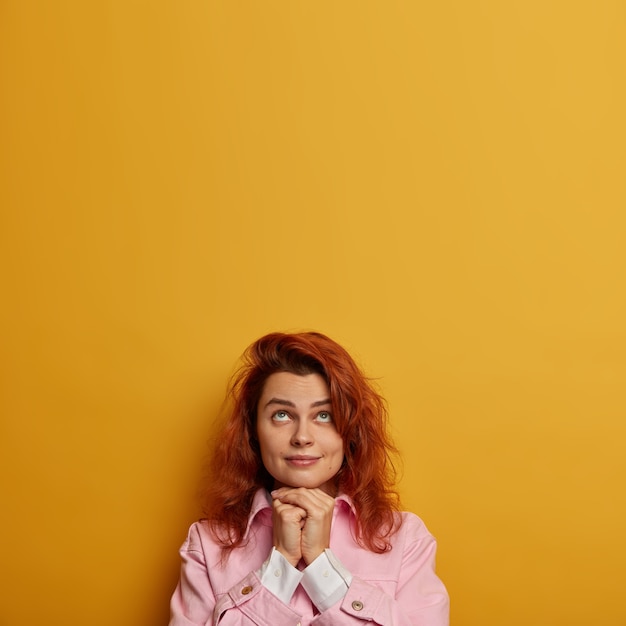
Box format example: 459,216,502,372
271,487,335,566
271,495,306,567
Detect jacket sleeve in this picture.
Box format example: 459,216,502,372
168,524,304,626
311,518,449,626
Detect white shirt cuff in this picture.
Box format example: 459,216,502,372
257,548,303,605
300,549,353,612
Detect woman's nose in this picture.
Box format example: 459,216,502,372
290,421,313,446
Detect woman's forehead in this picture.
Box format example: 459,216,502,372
258,371,330,406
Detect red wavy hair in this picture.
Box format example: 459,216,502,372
203,331,401,553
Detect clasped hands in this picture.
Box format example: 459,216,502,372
271,487,335,568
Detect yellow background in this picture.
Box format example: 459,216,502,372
1,2,624,625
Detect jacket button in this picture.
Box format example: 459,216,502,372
241,586,253,595
352,600,364,611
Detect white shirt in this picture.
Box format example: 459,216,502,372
257,547,353,611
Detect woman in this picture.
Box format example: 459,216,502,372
169,332,449,625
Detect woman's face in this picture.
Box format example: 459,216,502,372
256,371,344,496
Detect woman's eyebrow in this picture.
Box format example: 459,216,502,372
264,398,331,408
264,398,295,408
310,399,331,408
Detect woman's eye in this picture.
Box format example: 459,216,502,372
272,410,290,421
316,411,332,422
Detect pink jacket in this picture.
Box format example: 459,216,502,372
169,489,449,626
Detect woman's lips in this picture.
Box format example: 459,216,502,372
285,456,320,467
